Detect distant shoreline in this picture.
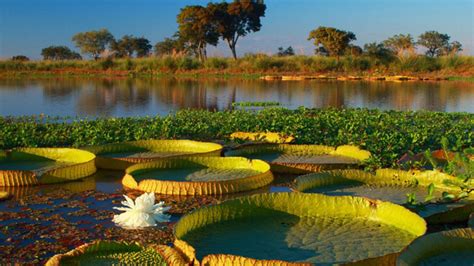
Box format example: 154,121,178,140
1,56,473,82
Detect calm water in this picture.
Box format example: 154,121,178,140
0,77,473,116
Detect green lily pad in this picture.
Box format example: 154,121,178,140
85,140,223,170
0,148,96,186
295,169,474,223
123,157,273,195
46,241,186,266
225,144,370,174
174,192,426,264
397,228,474,266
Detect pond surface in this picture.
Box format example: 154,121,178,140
0,77,473,116
0,170,293,264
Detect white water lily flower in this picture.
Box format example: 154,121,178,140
113,192,171,229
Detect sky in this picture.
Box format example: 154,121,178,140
0,0,473,59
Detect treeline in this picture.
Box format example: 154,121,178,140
4,0,468,73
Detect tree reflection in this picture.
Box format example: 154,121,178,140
0,77,472,116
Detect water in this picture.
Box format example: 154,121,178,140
0,78,473,117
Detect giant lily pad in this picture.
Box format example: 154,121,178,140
230,132,295,143
295,169,474,223
225,144,370,174
45,240,186,266
122,157,273,195
0,191,9,201
174,192,426,265
86,140,223,170
397,228,474,266
0,148,96,186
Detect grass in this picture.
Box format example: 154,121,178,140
0,108,472,168
1,55,473,77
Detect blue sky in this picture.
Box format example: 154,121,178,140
1,0,473,59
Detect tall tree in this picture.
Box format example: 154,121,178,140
72,29,114,60
210,0,266,59
308,27,356,59
41,46,82,60
383,34,415,57
417,31,450,57
177,5,219,61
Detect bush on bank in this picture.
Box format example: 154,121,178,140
0,108,472,167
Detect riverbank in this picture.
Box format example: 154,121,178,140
1,55,473,80
1,108,472,168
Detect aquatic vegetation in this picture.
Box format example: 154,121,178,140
230,131,295,143
85,139,222,170
0,148,96,186
232,101,281,107
397,228,474,266
226,144,370,174
123,157,273,195
0,108,471,168
174,192,426,265
295,168,474,223
113,192,171,229
45,240,186,266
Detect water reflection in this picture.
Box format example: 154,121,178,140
0,77,472,116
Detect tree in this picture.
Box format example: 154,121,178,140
363,42,394,63
134,37,152,58
345,45,363,57
177,5,219,61
155,37,188,57
41,46,82,60
383,34,415,57
308,27,356,59
276,46,295,56
210,0,266,59
11,55,29,61
111,36,152,58
315,46,329,56
417,31,450,57
111,35,136,58
72,29,114,60
155,38,177,56
442,41,463,56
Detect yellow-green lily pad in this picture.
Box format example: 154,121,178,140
225,144,370,174
85,139,223,170
295,169,474,223
123,156,273,195
0,148,96,186
174,192,426,265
